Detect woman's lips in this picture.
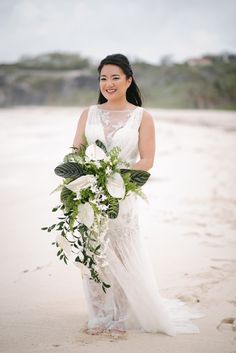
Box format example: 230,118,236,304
106,89,116,94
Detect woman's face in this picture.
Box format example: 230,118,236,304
99,64,132,102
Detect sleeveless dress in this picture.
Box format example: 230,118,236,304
80,104,202,335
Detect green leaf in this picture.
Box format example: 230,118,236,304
48,224,56,232
107,197,119,219
76,238,82,247
41,227,48,230
120,168,131,174
95,244,101,251
56,221,64,231
103,282,111,288
54,162,86,178
60,186,74,210
121,169,150,187
75,255,82,263
95,139,107,154
57,249,63,256
89,257,95,267
102,282,111,293
52,206,60,212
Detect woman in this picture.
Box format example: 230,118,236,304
72,54,202,336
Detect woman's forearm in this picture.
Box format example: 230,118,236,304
132,158,154,171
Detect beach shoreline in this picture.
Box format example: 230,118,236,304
0,107,235,353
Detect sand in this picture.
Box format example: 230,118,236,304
0,106,235,353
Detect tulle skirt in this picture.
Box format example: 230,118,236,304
80,194,203,335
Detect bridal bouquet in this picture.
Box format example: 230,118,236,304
42,139,150,292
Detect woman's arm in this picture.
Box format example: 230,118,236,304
132,110,155,171
72,108,89,149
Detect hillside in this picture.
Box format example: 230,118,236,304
0,52,235,109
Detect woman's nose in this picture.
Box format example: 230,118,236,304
106,79,114,87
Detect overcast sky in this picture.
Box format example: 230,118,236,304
0,0,235,64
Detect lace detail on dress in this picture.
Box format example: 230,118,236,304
85,105,144,167
81,194,143,331
83,271,130,330
98,108,137,147
81,104,204,335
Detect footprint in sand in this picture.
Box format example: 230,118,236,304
20,263,52,274
200,241,223,248
211,258,236,263
176,294,200,304
217,317,236,332
205,232,223,238
228,300,236,307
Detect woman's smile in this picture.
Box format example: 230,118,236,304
106,89,117,94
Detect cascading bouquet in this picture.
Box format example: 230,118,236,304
42,139,150,293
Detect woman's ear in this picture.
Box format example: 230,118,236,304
127,76,132,88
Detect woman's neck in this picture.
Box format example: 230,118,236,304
101,99,134,111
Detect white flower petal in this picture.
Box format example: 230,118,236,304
65,175,96,194
85,144,106,161
77,202,94,228
56,234,71,256
106,172,125,198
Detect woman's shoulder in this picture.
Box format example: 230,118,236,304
78,105,96,121
80,104,96,114
140,107,154,121
139,108,155,129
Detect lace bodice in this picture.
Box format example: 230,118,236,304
98,108,138,146
85,105,144,166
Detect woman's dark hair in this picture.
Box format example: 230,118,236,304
97,53,142,106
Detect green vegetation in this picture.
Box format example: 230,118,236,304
17,52,91,70
0,51,235,109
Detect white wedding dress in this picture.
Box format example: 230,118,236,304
80,104,202,335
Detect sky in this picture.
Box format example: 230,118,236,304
0,0,235,64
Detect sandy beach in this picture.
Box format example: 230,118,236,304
0,106,235,353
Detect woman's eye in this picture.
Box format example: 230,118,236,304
99,76,119,81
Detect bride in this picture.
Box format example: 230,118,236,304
72,53,202,336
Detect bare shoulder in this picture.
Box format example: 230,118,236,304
76,106,94,129
73,106,91,147
140,109,155,128
78,106,90,123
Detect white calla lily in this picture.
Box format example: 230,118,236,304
85,143,106,161
106,172,125,199
56,234,71,256
77,202,94,228
65,175,96,195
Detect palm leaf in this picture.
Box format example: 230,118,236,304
120,169,150,187
95,139,107,154
54,162,86,178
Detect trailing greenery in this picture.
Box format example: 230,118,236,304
42,139,150,293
